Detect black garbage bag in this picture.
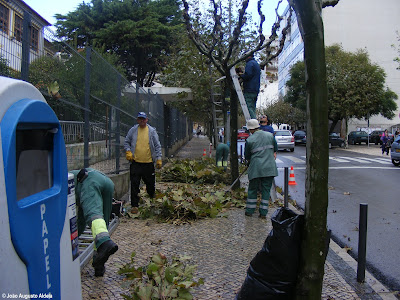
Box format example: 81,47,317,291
236,207,304,300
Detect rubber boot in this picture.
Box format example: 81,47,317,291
92,240,118,271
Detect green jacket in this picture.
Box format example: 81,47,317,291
244,130,278,180
70,168,114,234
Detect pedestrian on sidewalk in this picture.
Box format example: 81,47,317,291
124,112,162,214
380,129,390,155
244,119,278,219
70,168,118,277
237,53,261,119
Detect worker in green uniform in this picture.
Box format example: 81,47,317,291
216,143,229,169
244,119,278,219
70,168,118,277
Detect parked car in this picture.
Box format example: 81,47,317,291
391,136,400,166
329,133,345,148
293,130,306,145
369,130,385,145
275,130,294,152
278,124,291,131
347,131,369,145
369,130,394,145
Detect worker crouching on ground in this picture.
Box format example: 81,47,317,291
244,119,278,219
70,168,118,277
216,143,229,170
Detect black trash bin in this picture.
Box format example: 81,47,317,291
236,207,304,300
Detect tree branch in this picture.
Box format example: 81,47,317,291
182,0,225,74
224,0,250,66
229,0,291,69
260,7,293,69
322,0,341,8
209,0,223,57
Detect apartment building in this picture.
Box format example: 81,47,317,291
0,0,51,73
277,1,400,132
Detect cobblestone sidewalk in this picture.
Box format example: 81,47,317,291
81,207,361,299
80,136,397,299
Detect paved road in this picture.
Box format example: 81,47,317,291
274,145,400,292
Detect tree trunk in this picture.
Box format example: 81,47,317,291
329,120,338,134
291,0,329,298
227,75,239,187
344,116,349,148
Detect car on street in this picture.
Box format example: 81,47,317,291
329,133,345,148
293,130,306,145
391,136,400,166
347,130,369,145
275,130,294,152
237,128,249,141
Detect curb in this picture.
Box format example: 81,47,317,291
329,241,397,300
275,192,397,299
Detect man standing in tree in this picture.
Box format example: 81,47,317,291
238,54,261,119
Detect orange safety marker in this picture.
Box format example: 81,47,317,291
203,148,206,157
288,166,297,185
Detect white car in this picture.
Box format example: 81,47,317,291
274,130,295,152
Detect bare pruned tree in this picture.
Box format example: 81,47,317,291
286,0,340,298
182,0,292,185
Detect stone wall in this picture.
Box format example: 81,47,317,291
66,136,191,200
66,140,116,170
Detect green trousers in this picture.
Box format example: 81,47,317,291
244,92,258,119
74,169,114,249
216,143,229,167
246,176,274,216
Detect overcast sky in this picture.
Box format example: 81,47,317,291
24,0,286,32
24,0,91,26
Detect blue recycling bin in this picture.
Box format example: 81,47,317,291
0,76,82,299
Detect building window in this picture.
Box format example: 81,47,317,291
14,14,22,42
30,26,38,51
12,15,39,51
0,3,9,34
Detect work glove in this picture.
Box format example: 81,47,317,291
125,151,133,162
156,159,162,169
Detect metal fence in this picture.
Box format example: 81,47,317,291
0,2,192,174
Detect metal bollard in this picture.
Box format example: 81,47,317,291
357,203,368,282
284,167,289,208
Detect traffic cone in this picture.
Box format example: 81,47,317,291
288,166,297,185
202,148,206,157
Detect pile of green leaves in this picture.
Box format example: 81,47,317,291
119,252,204,300
160,158,231,185
131,158,249,224
137,183,246,225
